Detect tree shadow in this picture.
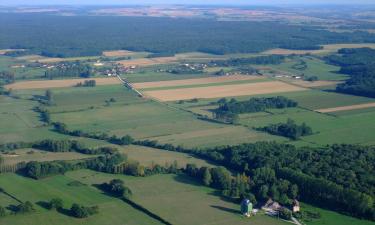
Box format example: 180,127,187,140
210,205,240,214
6,204,18,213
36,201,50,209
172,174,204,188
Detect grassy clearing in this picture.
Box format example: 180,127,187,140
0,173,162,225
0,148,96,165
122,70,212,83
301,203,375,225
66,170,289,225
118,145,215,167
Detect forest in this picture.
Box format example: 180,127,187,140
1,14,375,57
326,48,375,98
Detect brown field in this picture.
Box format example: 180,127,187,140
143,81,306,101
316,102,375,113
132,75,262,89
291,80,342,88
5,77,121,90
118,56,178,67
102,50,136,57
262,43,375,55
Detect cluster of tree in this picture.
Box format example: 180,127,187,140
70,203,99,218
213,96,297,123
210,55,285,67
99,179,132,199
146,53,175,58
0,71,15,84
34,106,51,124
2,14,375,57
76,80,96,87
258,119,313,140
14,201,35,214
45,62,92,79
326,48,375,98
47,198,63,211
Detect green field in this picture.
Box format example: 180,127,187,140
50,90,283,148
66,170,289,225
0,173,163,225
118,145,215,168
267,56,347,81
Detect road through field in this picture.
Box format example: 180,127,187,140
5,77,122,90
143,81,306,101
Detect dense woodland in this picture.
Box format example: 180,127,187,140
210,55,286,66
1,14,375,57
326,48,375,98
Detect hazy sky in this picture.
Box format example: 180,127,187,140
0,0,374,6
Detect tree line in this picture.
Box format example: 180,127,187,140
210,55,286,67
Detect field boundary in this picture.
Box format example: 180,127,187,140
316,102,375,113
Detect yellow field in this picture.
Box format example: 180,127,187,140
143,80,306,101
5,77,121,90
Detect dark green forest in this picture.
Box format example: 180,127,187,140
326,48,375,98
1,14,375,57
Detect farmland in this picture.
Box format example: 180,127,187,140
0,6,375,225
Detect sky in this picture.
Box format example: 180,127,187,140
0,0,374,6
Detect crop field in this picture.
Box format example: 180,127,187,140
143,81,306,102
0,173,163,225
51,98,282,148
0,148,96,166
5,77,122,90
102,50,136,57
66,170,289,225
118,145,214,167
118,57,179,67
132,75,263,89
315,102,375,113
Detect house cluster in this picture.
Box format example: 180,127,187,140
102,64,136,77
262,198,300,216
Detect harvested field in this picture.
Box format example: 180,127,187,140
118,56,178,67
291,80,342,88
5,77,121,90
144,81,306,101
102,50,135,57
316,102,375,113
132,75,262,89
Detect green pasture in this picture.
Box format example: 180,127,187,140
66,170,289,225
0,173,162,225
